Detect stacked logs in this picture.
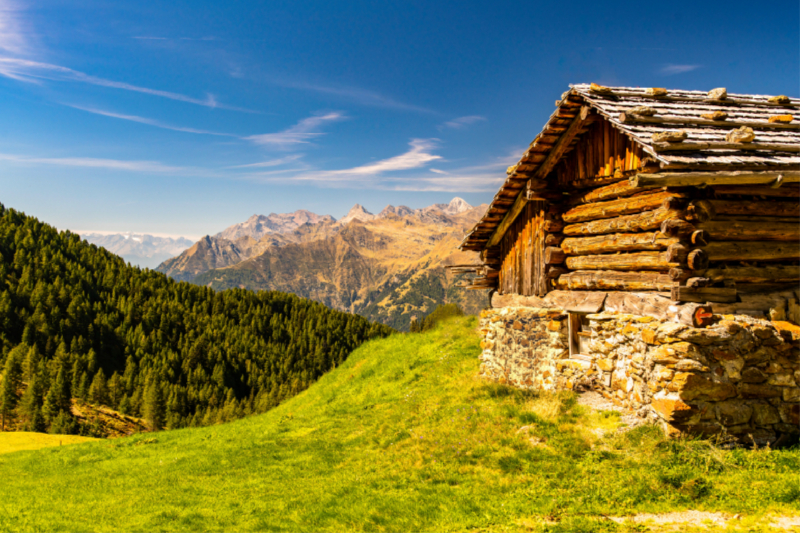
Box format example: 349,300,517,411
542,182,800,296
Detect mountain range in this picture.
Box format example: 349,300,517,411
156,198,489,330
81,233,194,269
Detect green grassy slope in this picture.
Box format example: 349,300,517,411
0,317,798,532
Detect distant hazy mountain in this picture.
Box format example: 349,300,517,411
82,232,194,269
214,210,336,241
156,198,489,330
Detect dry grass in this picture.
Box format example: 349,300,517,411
0,432,97,455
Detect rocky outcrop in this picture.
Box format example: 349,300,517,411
479,307,800,445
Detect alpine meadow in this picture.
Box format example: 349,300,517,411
1,1,799,531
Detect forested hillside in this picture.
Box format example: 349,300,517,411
0,203,392,436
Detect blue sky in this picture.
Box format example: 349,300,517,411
1,0,797,239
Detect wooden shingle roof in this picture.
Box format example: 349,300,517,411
460,84,800,252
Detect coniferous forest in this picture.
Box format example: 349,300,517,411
0,203,393,436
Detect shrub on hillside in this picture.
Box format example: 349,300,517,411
409,304,464,333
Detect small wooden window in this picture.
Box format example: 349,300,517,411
568,312,592,360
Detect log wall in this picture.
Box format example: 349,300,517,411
495,115,800,299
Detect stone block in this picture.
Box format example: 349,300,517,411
547,320,561,332
680,421,726,437
641,328,657,345
752,325,776,340
678,326,736,346
779,403,800,425
622,324,639,336
711,348,738,361
783,387,800,403
655,366,675,382
776,423,800,435
741,367,767,383
767,374,796,387
743,347,772,365
716,401,753,426
670,372,737,401
739,383,783,399
651,398,694,422
752,403,781,426
741,428,777,447
716,320,743,335
674,359,709,372
596,358,615,372
731,330,758,355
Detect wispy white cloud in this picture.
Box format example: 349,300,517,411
0,153,190,173
659,64,701,76
280,80,436,114
0,57,251,111
429,168,448,175
440,115,486,130
289,139,441,184
381,173,504,193
66,104,238,137
245,112,345,148
0,0,31,56
228,154,304,169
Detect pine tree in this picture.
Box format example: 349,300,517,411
143,377,164,431
88,369,108,406
19,372,43,425
108,372,121,409
42,365,71,423
0,347,23,430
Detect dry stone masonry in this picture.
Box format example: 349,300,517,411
479,307,800,445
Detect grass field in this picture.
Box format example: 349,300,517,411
0,432,97,455
0,316,797,532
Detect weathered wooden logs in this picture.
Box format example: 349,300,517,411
560,232,677,255
687,249,709,270
544,233,565,246
568,181,660,205
660,219,696,239
672,286,738,304
709,200,800,218
562,191,685,223
555,270,674,291
691,230,709,246
543,219,565,232
631,170,800,188
704,265,800,284
544,246,566,265
666,243,688,263
669,268,697,282
671,303,716,328
713,185,800,198
563,207,682,236
705,241,800,262
698,220,800,241
565,251,676,271
545,265,569,280
685,200,716,222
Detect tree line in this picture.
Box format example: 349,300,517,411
0,203,393,435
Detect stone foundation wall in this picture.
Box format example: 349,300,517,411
479,307,800,445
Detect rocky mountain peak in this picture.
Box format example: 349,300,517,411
339,204,376,225
445,197,472,215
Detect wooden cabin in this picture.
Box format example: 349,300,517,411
455,85,799,442
460,84,799,321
